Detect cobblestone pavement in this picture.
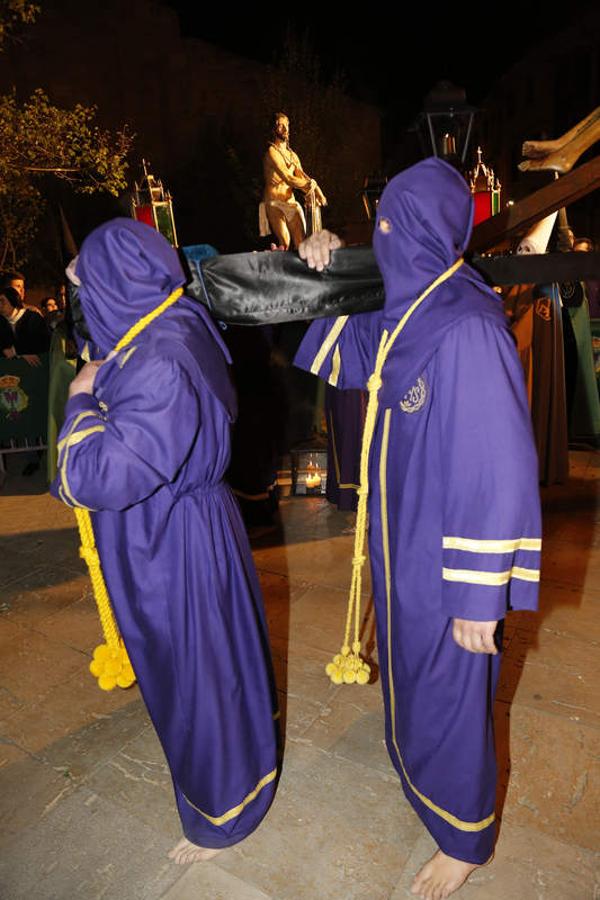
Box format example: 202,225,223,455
0,453,599,899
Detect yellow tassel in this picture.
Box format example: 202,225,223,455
89,641,135,690
71,286,184,690
326,259,464,685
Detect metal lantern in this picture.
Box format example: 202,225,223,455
131,160,178,247
468,147,501,226
413,81,476,165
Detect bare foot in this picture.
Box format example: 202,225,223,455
167,836,222,865
410,850,484,899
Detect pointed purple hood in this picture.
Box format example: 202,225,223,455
371,158,507,405
76,218,186,355
373,158,474,313
77,218,237,420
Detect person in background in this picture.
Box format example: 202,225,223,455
2,270,26,303
294,159,541,900
560,235,600,444
50,219,279,864
41,296,63,330
0,286,50,364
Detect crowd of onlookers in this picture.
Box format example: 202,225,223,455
0,272,71,477
0,271,67,365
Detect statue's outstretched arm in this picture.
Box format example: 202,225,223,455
520,106,600,173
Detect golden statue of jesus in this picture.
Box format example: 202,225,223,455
259,112,327,250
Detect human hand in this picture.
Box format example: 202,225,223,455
452,618,499,655
68,360,104,397
298,229,345,271
2,346,16,359
21,354,41,367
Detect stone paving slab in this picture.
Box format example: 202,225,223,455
161,864,274,900
85,724,182,843
0,786,184,900
215,740,422,900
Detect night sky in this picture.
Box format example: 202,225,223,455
166,2,596,119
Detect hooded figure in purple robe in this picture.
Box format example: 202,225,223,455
295,159,541,885
51,219,279,854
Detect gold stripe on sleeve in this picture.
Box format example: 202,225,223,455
59,411,103,510
61,425,105,451
443,536,542,553
57,411,103,452
443,566,540,586
329,343,342,387
310,316,349,376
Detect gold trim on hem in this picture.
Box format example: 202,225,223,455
182,768,277,826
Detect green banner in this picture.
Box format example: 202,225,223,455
0,354,49,443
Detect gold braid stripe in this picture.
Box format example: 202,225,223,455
443,536,541,553
443,566,540,586
182,768,277,826
310,316,349,375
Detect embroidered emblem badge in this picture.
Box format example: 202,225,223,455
400,377,428,413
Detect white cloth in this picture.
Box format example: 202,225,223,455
258,199,306,237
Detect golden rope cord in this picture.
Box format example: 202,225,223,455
325,259,464,685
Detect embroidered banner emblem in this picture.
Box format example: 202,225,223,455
0,375,28,420
400,377,428,413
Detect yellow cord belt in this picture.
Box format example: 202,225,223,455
73,287,183,690
326,260,464,685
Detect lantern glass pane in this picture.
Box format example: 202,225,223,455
155,204,176,246
292,450,327,496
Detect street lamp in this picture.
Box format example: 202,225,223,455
413,81,476,166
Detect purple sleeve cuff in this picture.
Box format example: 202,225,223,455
64,392,102,418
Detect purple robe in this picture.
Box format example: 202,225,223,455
295,160,541,864
325,384,365,512
51,220,278,848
